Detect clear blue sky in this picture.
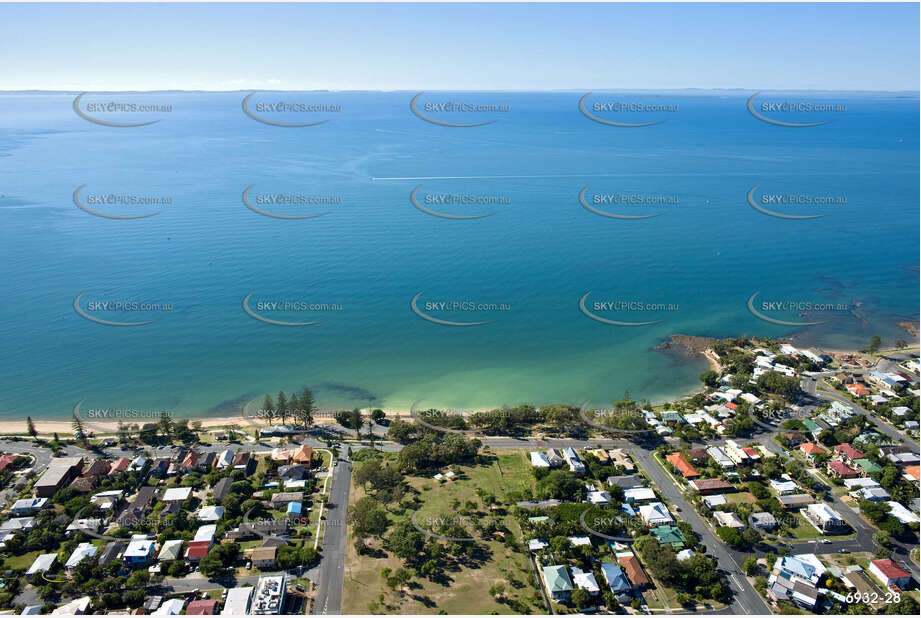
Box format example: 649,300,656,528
0,2,917,91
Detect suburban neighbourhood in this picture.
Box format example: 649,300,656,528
0,337,918,615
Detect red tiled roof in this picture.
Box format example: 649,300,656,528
186,600,219,615
666,453,699,478
691,478,733,492
871,559,910,580
725,402,738,410
834,444,864,460
109,458,131,474
181,451,199,469
617,554,649,587
828,461,859,477
0,454,18,471
800,442,825,455
185,540,211,559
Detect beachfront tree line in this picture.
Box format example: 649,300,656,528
260,387,316,427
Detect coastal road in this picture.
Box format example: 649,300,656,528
312,457,352,615
802,376,919,453
627,446,772,616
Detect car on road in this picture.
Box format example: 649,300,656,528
821,539,831,544
838,548,849,553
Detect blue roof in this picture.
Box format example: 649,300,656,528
775,556,816,581
620,503,636,517
600,562,632,593
286,501,302,514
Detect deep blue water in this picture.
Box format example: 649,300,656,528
0,91,917,418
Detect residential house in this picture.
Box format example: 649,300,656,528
802,503,846,533
33,456,84,498
616,552,649,589
638,502,674,526
827,460,860,479
868,559,911,591
691,478,733,495
600,563,632,598
541,565,573,602
65,543,98,570
570,567,600,596
251,546,277,569
714,511,746,529
666,452,699,479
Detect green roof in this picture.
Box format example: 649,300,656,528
542,565,574,593
854,458,881,474
662,411,683,423
801,419,821,432
651,525,686,548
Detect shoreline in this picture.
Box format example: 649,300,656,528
1,336,915,438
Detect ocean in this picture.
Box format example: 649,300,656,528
0,91,917,419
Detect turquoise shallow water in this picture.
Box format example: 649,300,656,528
0,91,917,418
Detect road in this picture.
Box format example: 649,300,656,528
628,445,771,615
311,457,351,615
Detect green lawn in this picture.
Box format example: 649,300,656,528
3,549,43,570
342,450,543,614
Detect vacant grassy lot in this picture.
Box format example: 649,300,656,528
342,449,544,614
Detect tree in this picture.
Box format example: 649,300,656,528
371,409,386,424
895,339,907,350
277,391,288,425
699,370,719,387
349,408,363,433
742,556,759,575
158,411,173,442
296,387,315,428
571,587,591,609
262,394,275,425
27,416,37,440
71,412,87,446
866,335,881,354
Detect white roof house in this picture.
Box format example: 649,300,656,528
217,449,234,469
587,490,611,505
702,495,728,508
530,451,550,467
124,539,156,561
843,477,880,489
52,597,91,615
528,539,549,551
714,511,746,529
567,535,592,546
197,505,225,522
222,587,255,615
624,487,656,502
770,478,799,495
706,446,734,468
571,567,601,595
65,543,98,569
886,501,920,524
9,498,48,514
25,553,57,575
152,599,185,615
193,524,217,543
639,502,674,526
162,486,193,502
